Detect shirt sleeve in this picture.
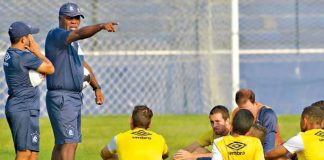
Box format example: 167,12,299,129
107,136,117,153
259,108,278,152
161,136,168,154
49,28,71,49
22,51,42,70
212,138,224,160
197,130,214,147
283,133,304,154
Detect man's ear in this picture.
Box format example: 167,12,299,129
301,117,308,132
21,36,27,44
226,119,230,125
130,116,134,129
147,121,152,129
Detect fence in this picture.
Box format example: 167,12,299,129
0,0,232,117
0,0,324,116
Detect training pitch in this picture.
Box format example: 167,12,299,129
0,114,299,159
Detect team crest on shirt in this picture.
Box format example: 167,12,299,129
4,53,10,61
31,132,39,144
131,130,152,140
3,53,10,66
226,141,246,155
66,125,75,137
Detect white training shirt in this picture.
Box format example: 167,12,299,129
283,133,304,154
212,137,224,160
107,136,117,153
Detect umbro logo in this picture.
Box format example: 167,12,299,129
226,141,247,151
315,131,324,138
131,130,152,137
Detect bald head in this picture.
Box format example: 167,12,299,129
235,88,256,106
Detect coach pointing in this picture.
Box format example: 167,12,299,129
45,2,117,160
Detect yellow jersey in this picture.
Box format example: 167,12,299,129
197,129,223,147
288,129,324,160
212,135,264,160
109,128,168,160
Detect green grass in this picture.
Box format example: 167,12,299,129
0,114,300,159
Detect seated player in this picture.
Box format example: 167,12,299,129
233,89,283,152
100,105,169,160
265,105,324,160
212,109,265,160
173,105,231,160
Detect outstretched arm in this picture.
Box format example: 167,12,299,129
173,142,211,160
67,22,118,44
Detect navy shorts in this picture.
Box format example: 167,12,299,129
46,90,82,144
6,110,40,152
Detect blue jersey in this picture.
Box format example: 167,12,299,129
45,27,84,92
256,106,278,152
3,48,42,112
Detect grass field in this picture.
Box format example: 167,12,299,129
0,114,300,159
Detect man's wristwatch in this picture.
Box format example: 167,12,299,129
93,85,101,91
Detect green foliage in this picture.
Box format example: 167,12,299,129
0,115,299,159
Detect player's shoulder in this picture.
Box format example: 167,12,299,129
198,129,214,140
7,47,28,55
147,130,165,138
259,105,277,117
47,27,69,37
47,27,57,35
48,27,63,33
202,129,214,136
241,136,263,147
213,136,225,144
9,49,34,59
248,135,262,142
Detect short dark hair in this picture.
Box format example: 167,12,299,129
132,105,153,129
235,88,256,105
232,109,254,135
302,105,323,126
311,100,324,111
210,105,230,120
249,123,267,144
10,36,22,44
